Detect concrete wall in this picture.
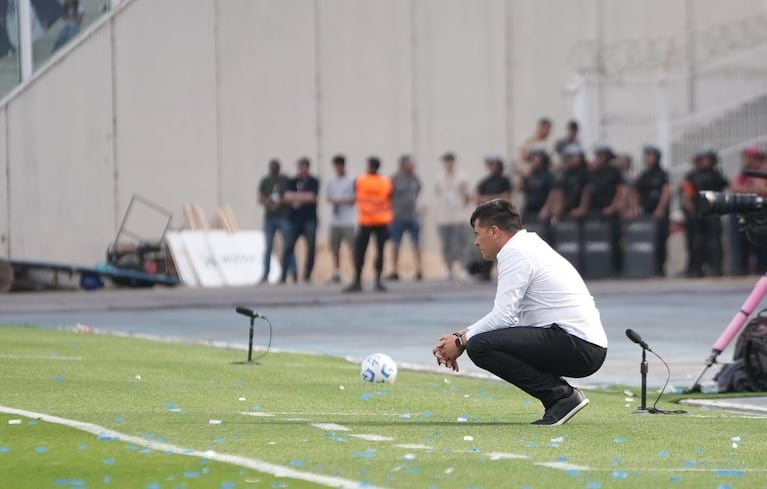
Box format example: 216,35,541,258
0,0,764,276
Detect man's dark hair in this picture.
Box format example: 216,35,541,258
367,156,381,172
469,199,522,233
441,152,455,162
538,117,552,127
332,154,346,166
297,157,311,168
567,119,579,131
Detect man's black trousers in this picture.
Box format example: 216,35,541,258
353,225,389,283
466,324,606,408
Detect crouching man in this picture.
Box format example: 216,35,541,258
432,199,608,425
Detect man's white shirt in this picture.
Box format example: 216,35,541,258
466,229,608,348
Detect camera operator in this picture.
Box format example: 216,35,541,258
681,147,729,277
729,147,767,274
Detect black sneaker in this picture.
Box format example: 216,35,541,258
385,272,399,281
415,271,423,281
374,281,387,292
331,272,341,283
531,388,589,426
343,282,363,293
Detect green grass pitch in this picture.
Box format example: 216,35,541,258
1,325,766,489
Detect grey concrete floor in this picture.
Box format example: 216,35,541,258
1,276,764,389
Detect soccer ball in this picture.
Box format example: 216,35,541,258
360,353,398,383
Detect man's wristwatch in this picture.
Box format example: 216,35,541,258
452,332,466,351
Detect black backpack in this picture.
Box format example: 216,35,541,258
715,309,767,392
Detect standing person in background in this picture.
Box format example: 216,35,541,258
554,120,580,163
344,157,392,293
472,156,513,281
553,144,590,218
326,155,357,283
519,148,556,243
627,146,671,276
579,145,626,276
681,147,729,277
53,0,84,52
281,158,320,284
257,159,296,284
387,155,423,281
435,152,471,280
729,147,767,275
519,118,553,167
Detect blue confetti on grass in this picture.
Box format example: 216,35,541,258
78,444,88,451
566,470,580,477
420,412,433,417
716,485,732,489
586,482,602,489
97,434,118,441
715,470,744,477
215,438,226,444
399,413,411,419
557,455,568,462
126,445,138,451
184,471,200,478
359,393,373,401
250,405,262,411
143,433,156,439
683,460,697,467
522,399,532,405
669,476,682,482
612,471,628,480
146,483,160,489
0,447,10,453
35,446,47,453
613,438,626,444
114,416,125,423
657,450,670,458
407,467,422,474
376,391,388,396
202,467,210,475
27,420,38,426
220,483,236,489
139,448,152,454
271,483,287,488
290,460,305,467
55,480,69,486
525,442,539,448
103,458,116,465
103,476,112,484
352,450,376,459
54,376,64,382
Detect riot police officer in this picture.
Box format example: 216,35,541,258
554,144,590,218
520,148,556,243
628,145,671,276
680,146,729,277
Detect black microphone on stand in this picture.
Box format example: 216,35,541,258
626,329,651,351
625,329,686,416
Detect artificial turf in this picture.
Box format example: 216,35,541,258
1,325,765,489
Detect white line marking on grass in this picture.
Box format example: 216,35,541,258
239,412,275,417
536,461,591,471
311,423,351,432
0,405,389,489
487,452,530,460
349,434,394,442
0,354,84,361
395,444,433,450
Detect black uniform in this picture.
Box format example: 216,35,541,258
557,165,590,214
634,165,670,275
683,168,728,276
471,174,513,280
522,167,555,242
586,165,624,276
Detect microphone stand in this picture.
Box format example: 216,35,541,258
633,345,651,414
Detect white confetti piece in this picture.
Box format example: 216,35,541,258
444,467,454,474
208,419,222,425
550,436,564,443
8,419,21,425
732,442,738,449
731,436,741,442
238,397,246,401
339,385,345,390
456,417,468,423
463,435,474,441
134,375,141,381
403,453,416,460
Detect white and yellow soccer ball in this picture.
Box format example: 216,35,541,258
360,353,398,383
